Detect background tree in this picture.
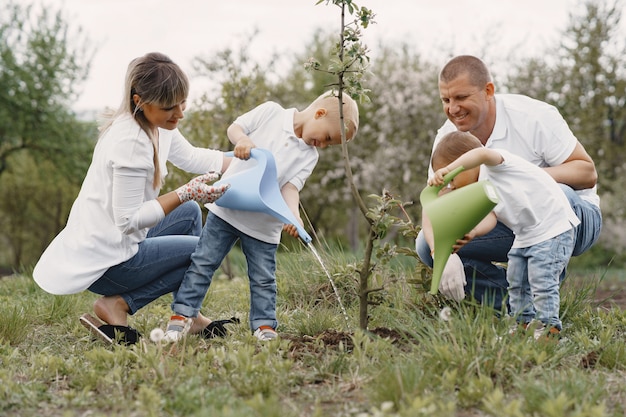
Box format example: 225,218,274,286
0,2,94,269
506,0,626,259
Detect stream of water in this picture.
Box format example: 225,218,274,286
306,242,352,331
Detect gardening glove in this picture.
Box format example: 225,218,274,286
175,172,230,205
439,253,467,301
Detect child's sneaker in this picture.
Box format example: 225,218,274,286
163,315,191,342
532,323,561,341
253,325,277,341
507,321,529,336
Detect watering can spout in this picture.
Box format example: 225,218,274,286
212,149,312,243
420,166,499,295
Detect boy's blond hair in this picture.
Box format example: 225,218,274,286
432,131,482,169
310,91,360,141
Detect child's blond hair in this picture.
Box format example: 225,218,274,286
309,91,359,141
432,131,482,169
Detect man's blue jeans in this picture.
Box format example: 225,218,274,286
88,201,203,315
415,183,602,311
172,212,278,332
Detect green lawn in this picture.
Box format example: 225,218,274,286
1,247,625,416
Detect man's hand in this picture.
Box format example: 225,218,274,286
439,253,467,301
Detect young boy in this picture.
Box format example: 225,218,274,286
161,91,359,342
425,131,579,339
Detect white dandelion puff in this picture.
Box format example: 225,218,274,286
150,328,165,342
439,306,452,322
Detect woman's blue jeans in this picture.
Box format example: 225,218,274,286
172,212,278,332
88,201,203,315
415,183,602,311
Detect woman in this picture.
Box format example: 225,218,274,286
33,52,235,344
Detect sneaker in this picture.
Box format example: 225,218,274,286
507,321,529,336
532,323,561,341
253,325,277,341
163,315,192,342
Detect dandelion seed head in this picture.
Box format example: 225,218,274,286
439,306,452,321
150,328,165,342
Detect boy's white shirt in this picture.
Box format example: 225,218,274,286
484,149,580,248
208,101,319,244
33,114,224,295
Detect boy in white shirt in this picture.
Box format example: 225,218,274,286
425,131,579,339
161,91,359,342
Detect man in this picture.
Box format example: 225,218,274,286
416,55,602,310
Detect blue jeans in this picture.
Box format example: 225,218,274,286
415,184,602,311
507,228,575,330
559,184,602,256
416,221,512,310
88,201,203,315
172,212,278,332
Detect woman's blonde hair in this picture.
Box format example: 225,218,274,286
99,52,189,188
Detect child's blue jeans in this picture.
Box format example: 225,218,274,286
172,212,279,332
507,228,575,330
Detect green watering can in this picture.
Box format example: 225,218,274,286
419,166,499,295
212,148,312,243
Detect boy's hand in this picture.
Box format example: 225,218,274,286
233,137,256,160
428,166,452,186
282,223,300,239
452,231,476,253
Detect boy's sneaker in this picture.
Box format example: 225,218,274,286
163,315,192,342
532,323,561,341
253,325,277,341
507,321,529,336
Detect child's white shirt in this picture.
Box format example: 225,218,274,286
483,149,580,248
208,101,319,244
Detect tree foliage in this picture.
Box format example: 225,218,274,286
506,0,626,255
2,0,626,271
0,2,95,268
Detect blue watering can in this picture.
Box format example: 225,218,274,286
212,148,313,243
420,166,499,295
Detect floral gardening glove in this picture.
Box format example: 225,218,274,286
439,253,467,301
175,172,230,205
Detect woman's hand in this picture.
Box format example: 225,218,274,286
175,172,230,204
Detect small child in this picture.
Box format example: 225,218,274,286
425,131,579,339
162,91,359,341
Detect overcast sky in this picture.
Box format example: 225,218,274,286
35,0,623,112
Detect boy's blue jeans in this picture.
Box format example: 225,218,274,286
415,183,602,311
172,212,278,332
507,228,575,330
88,201,203,315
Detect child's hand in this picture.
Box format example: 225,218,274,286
282,223,300,239
427,166,452,186
452,231,476,253
233,137,256,160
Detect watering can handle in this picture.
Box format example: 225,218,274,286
420,166,466,205
440,165,465,188
220,150,313,244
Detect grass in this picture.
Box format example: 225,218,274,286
1,245,626,417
